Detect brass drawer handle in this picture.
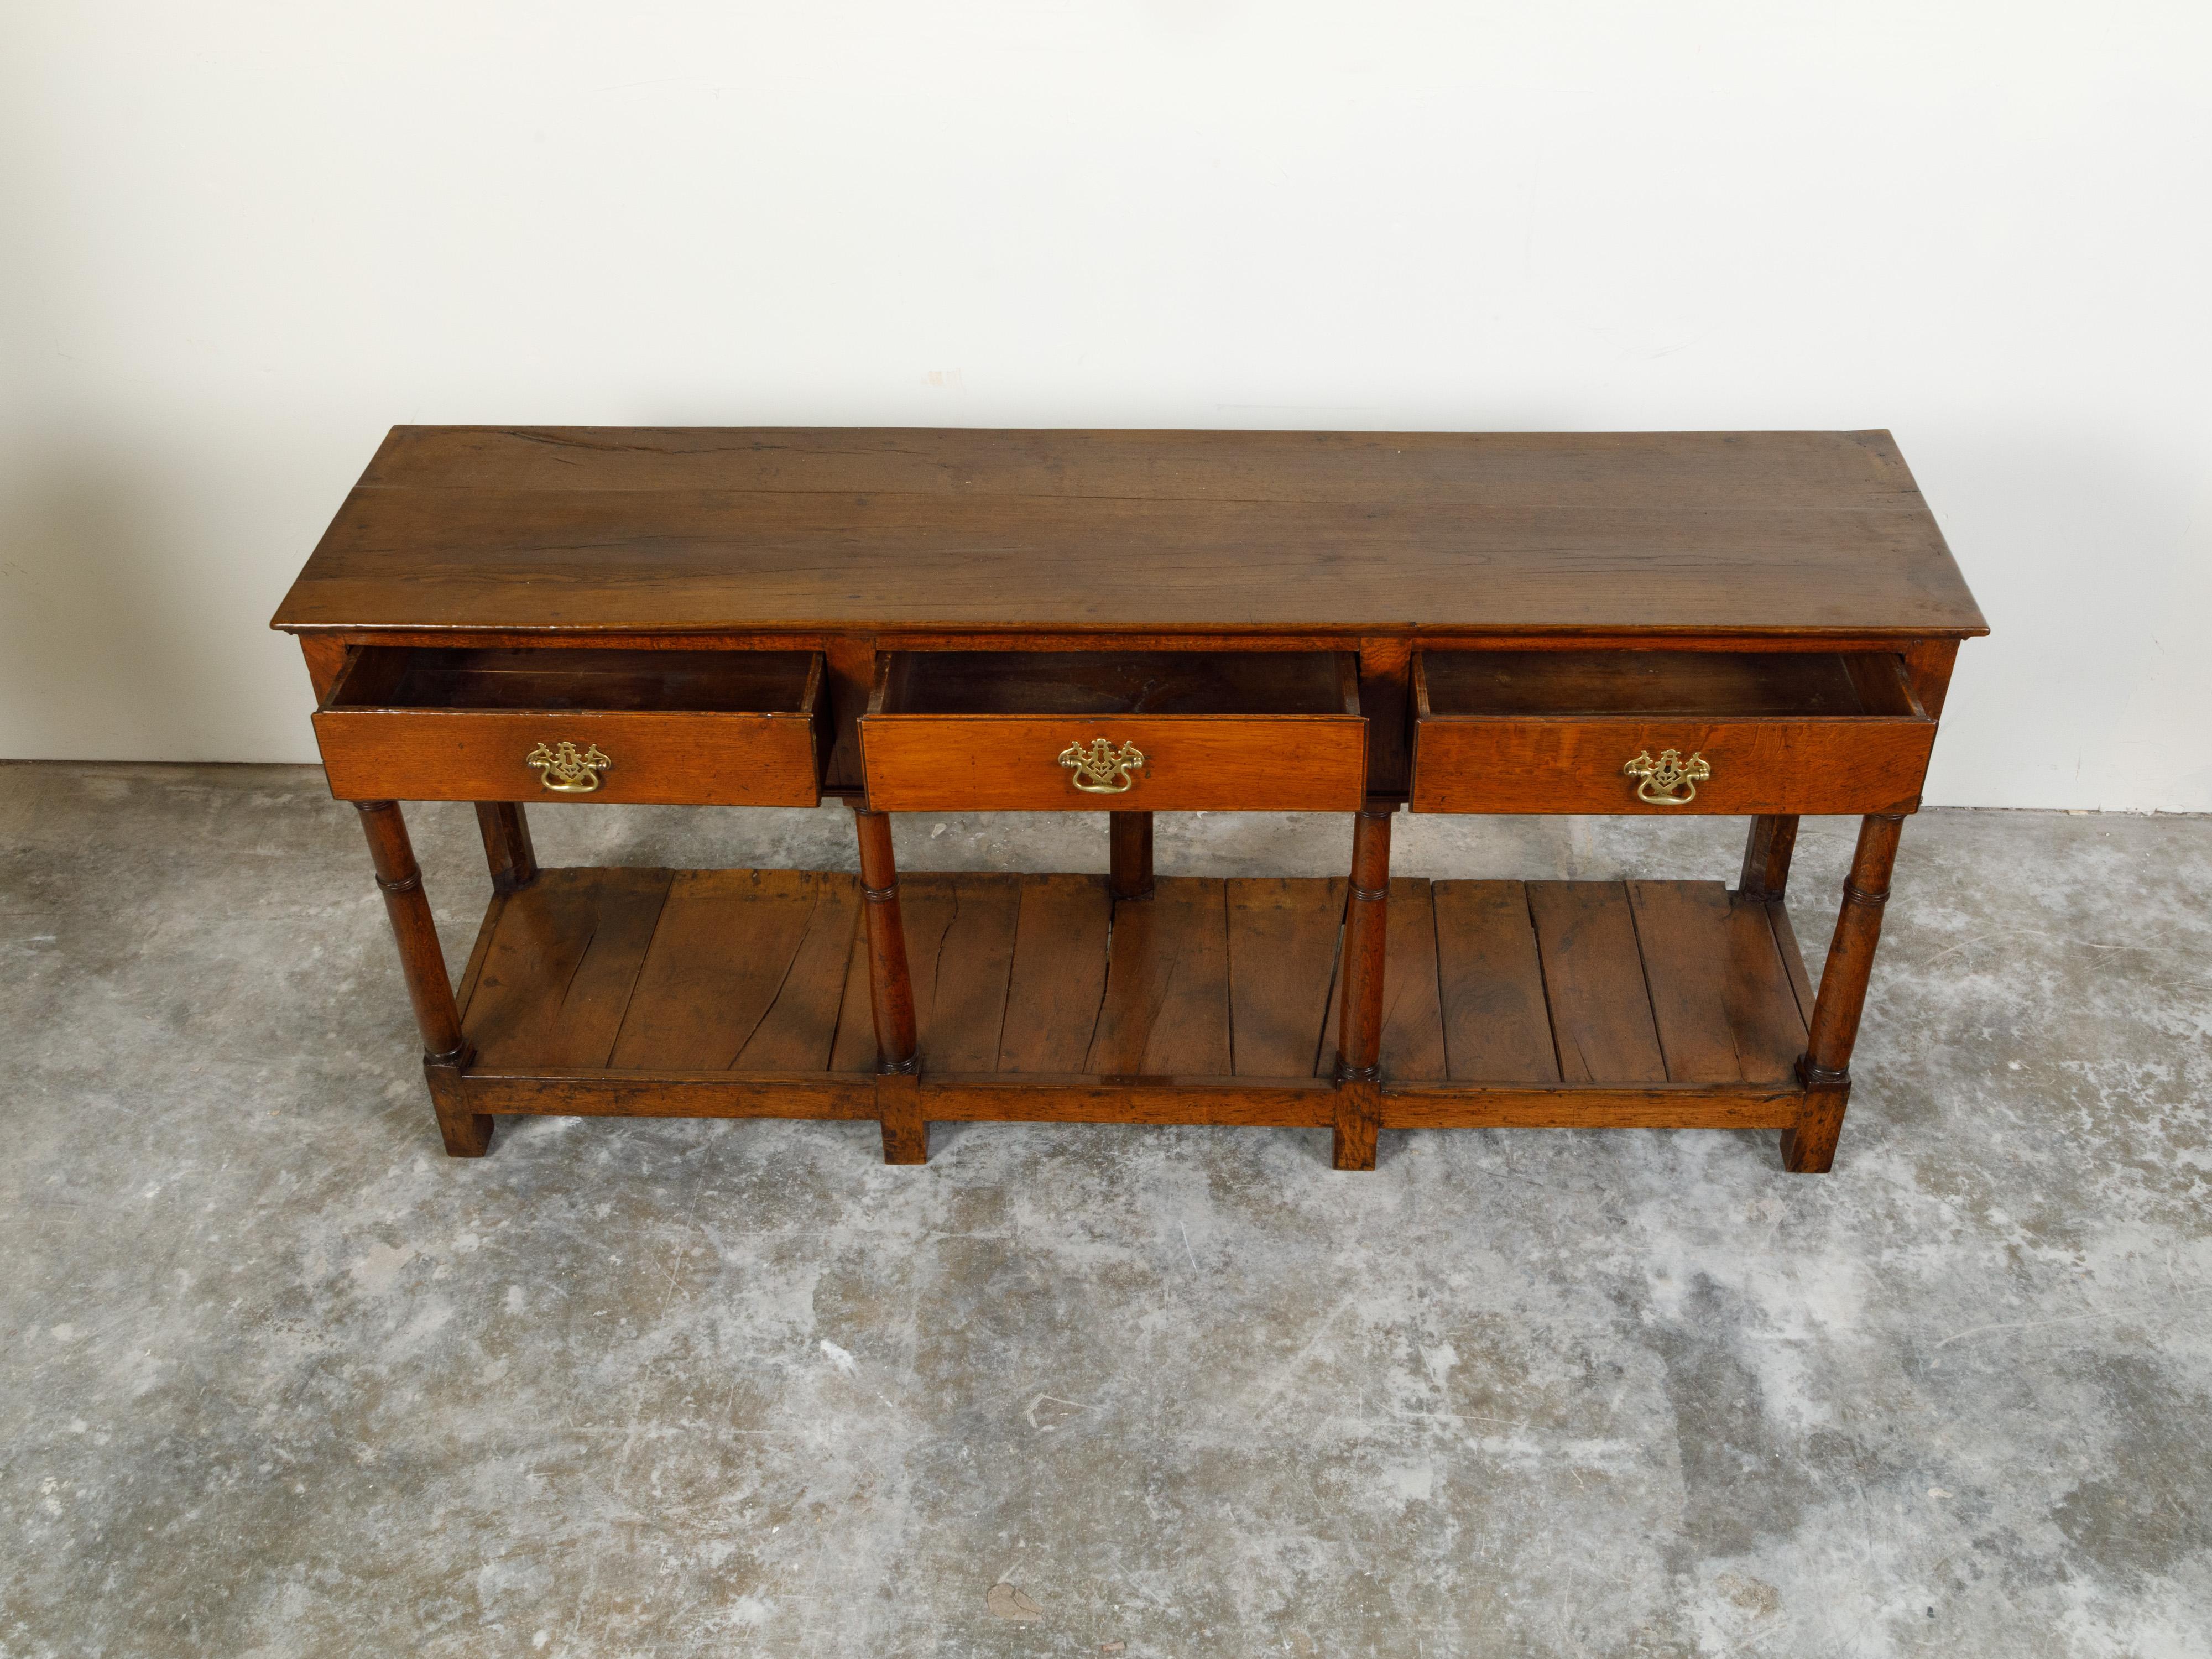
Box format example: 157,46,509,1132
1058,737,1145,794
1624,748,1709,805
527,739,612,793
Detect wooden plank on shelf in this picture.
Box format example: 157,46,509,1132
1379,879,1448,1083
1086,878,1233,1076
733,874,865,1071
1725,894,1813,1079
1767,899,1818,1030
1626,880,1739,1081
1432,880,1561,1083
1227,877,1345,1078
827,906,882,1073
607,869,820,1068
1526,880,1667,1084
901,873,1023,1072
1627,881,1806,1083
997,875,1113,1072
465,867,673,1069
452,889,509,1018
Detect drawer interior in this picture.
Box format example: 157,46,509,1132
1416,650,1923,719
873,650,1360,717
327,648,821,713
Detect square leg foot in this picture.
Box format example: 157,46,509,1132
425,1058,493,1157
878,1072,927,1165
1332,1079,1380,1171
436,1110,496,1158
1781,1079,1848,1173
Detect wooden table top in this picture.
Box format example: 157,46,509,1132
272,427,1986,639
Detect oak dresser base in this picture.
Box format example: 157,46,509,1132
279,427,1985,1175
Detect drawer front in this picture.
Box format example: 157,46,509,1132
862,715,1367,812
315,709,821,806
1411,718,1935,815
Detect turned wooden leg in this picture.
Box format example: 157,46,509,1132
357,800,491,1157
474,802,538,894
1332,808,1392,1170
1109,811,1154,901
853,806,925,1163
1783,812,1905,1173
1739,814,1798,901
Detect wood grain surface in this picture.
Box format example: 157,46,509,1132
452,866,1811,1098
273,427,1986,637
861,714,1368,812
1410,716,1935,815
296,426,1963,1167
314,708,822,806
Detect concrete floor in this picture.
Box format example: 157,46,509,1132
3,763,2208,1657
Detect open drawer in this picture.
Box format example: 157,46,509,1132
861,650,1366,812
1411,649,1936,815
315,646,826,806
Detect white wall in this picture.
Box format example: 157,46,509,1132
2,1,2207,810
